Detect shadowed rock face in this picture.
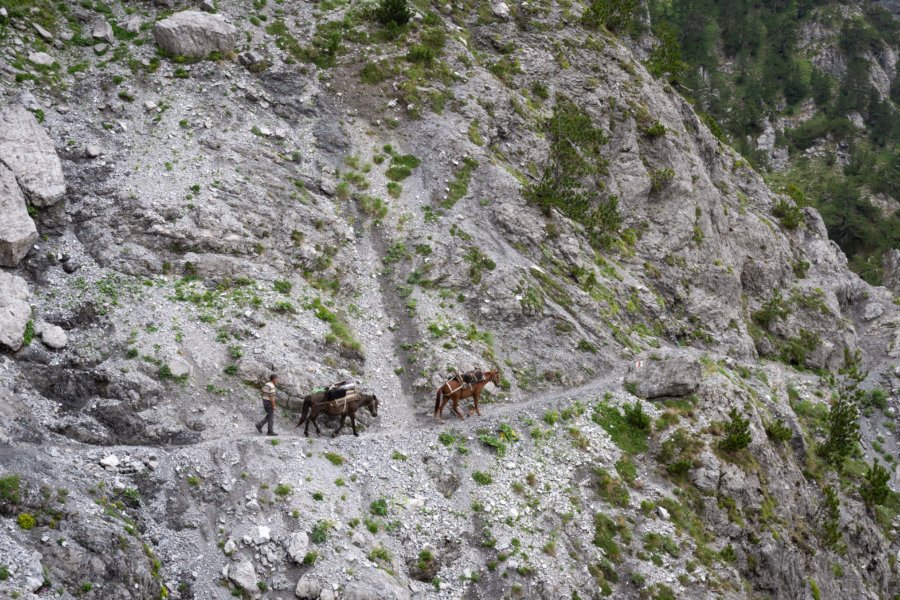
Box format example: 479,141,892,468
152,11,238,58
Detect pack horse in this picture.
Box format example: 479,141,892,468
434,368,501,421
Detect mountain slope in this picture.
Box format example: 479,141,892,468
0,1,898,599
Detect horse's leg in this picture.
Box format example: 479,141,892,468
350,413,358,437
473,391,481,416
304,408,311,437
452,397,466,421
312,410,321,436
440,395,454,421
333,415,346,437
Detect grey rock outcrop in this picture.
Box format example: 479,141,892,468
0,163,37,267
343,568,410,600
623,351,702,399
294,575,321,599
285,531,309,564
883,249,900,294
40,324,68,349
0,272,31,351
0,105,66,207
153,11,237,58
227,559,260,598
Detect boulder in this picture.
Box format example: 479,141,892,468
92,19,114,43
28,52,55,67
0,163,38,267
0,272,31,351
166,357,191,378
343,568,409,600
491,1,511,19
41,324,67,349
227,559,260,598
285,531,309,563
253,525,271,545
623,351,701,399
153,11,237,58
0,105,66,207
294,575,321,599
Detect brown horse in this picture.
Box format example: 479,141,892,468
434,369,501,421
296,391,379,437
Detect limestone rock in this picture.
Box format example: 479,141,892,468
166,357,191,378
491,1,511,19
92,19,114,43
0,105,66,207
0,272,31,351
0,163,38,267
227,559,260,598
33,23,53,40
285,531,309,563
28,52,55,67
85,144,102,159
343,568,410,600
623,351,702,399
253,525,270,545
41,324,67,349
153,11,238,58
295,575,321,599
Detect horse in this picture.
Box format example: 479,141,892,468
433,369,501,421
295,391,379,437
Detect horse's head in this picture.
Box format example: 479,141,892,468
367,395,379,417
490,369,501,386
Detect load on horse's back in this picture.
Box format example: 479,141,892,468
296,381,378,437
434,366,501,421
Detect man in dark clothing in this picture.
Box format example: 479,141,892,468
255,374,278,436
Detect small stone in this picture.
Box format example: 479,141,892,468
223,538,236,555
41,324,67,349
254,525,271,545
100,454,120,468
27,52,55,67
85,144,103,159
33,23,53,40
285,531,309,563
295,575,321,599
167,357,191,378
657,506,670,520
92,18,114,43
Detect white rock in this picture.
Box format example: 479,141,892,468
0,105,66,207
33,23,53,40
491,1,511,19
223,538,236,555
85,144,102,158
167,357,191,378
0,272,31,351
227,559,260,598
41,324,67,349
153,11,238,58
0,163,38,267
285,531,309,563
295,575,321,599
100,454,120,468
863,302,884,321
27,52,55,67
254,525,271,545
92,19,114,43
657,506,670,520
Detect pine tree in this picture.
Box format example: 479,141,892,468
818,350,864,473
859,459,890,509
719,407,752,452
819,485,842,550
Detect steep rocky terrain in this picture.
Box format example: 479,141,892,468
0,1,898,599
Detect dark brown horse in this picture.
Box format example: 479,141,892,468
296,391,379,437
434,369,501,421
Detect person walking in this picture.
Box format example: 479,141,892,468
255,374,278,436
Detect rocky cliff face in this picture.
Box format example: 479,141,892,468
0,1,898,599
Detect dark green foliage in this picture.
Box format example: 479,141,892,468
820,485,842,550
751,290,790,330
592,513,623,562
779,330,820,366
593,468,630,507
592,401,650,454
859,459,890,508
818,351,863,473
0,474,21,511
646,23,687,84
623,401,651,431
764,419,792,443
360,61,389,84
374,0,411,27
582,0,641,34
525,97,619,249
310,520,329,544
370,498,388,516
719,408,751,452
772,198,803,229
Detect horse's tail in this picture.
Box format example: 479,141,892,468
434,387,443,417
296,395,311,427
